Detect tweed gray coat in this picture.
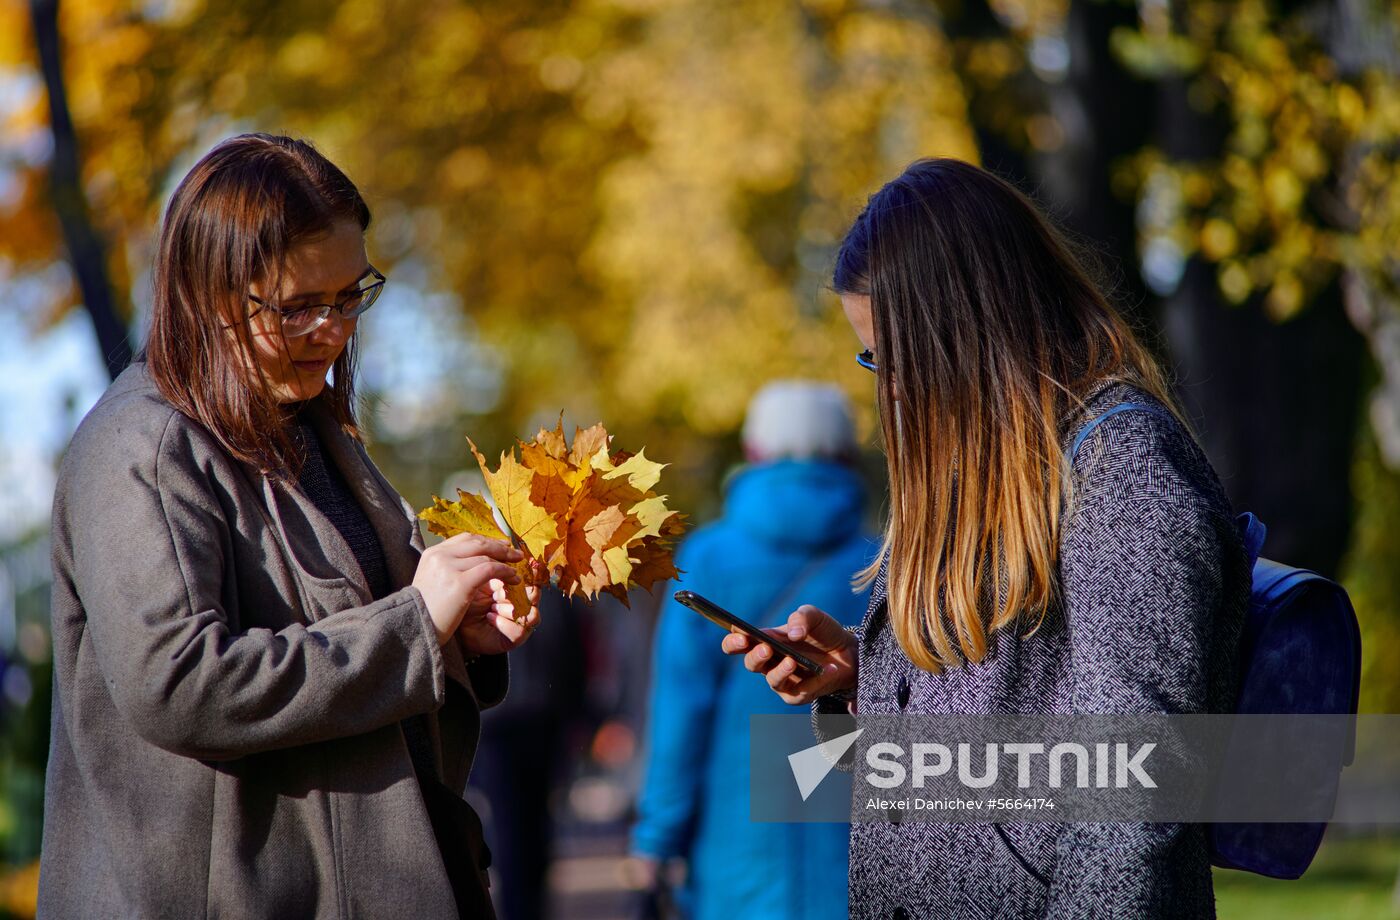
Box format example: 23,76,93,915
813,380,1250,920
39,361,507,919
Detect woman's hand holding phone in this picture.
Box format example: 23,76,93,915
721,605,858,705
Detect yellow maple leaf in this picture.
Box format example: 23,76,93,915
583,503,628,551
577,464,647,514
422,421,686,611
602,545,633,584
521,442,575,519
594,447,666,493
549,497,617,598
569,423,611,467
535,418,569,460
624,537,681,596
627,495,677,542
468,437,559,558
418,489,508,542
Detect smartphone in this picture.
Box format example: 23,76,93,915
673,589,824,677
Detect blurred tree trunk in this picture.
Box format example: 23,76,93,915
947,0,1153,330
29,0,131,381
943,0,1032,184
1330,0,1400,471
944,0,1367,575
1165,265,1365,578
1032,0,1155,332
1156,68,1366,579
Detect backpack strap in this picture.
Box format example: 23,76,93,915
1237,510,1267,570
1071,401,1271,572
1069,400,1178,462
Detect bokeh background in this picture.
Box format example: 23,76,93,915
1,0,1399,917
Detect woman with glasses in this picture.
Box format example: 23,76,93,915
40,133,536,919
723,158,1250,918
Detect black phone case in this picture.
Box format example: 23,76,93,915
673,590,823,675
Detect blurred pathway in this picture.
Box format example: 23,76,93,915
544,821,633,920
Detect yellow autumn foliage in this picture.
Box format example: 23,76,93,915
419,421,684,611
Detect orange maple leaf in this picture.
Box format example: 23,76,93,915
419,421,685,613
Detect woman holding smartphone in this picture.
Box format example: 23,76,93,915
723,158,1250,918
40,134,537,919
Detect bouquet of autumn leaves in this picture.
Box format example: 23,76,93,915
418,421,685,620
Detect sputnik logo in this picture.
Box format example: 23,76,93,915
788,729,864,801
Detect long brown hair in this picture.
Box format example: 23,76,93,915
140,133,371,479
834,158,1176,672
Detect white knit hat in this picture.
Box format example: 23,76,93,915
742,380,857,461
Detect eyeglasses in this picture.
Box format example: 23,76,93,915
856,349,878,374
242,265,387,337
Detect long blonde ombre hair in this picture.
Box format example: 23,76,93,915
834,159,1177,673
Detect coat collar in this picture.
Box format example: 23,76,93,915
301,398,422,586
857,553,889,649
259,396,423,616
222,387,474,687
119,360,431,627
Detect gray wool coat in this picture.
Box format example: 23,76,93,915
39,361,507,919
813,380,1251,920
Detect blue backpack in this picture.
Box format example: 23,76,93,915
1073,402,1362,880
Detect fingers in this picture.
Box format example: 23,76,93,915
438,533,524,563
720,608,840,652
746,640,776,673
756,648,826,702
785,605,817,639
741,628,795,672
720,624,838,704
487,578,532,600
750,643,803,682
485,604,538,627
721,630,774,670
764,652,801,689
784,605,847,652
727,627,827,698
483,608,529,642
721,626,786,662
484,606,540,644
465,563,522,592
489,580,541,624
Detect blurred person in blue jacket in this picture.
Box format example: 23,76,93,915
628,380,876,920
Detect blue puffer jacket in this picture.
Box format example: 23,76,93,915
631,460,876,920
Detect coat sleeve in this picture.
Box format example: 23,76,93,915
809,621,862,773
65,409,447,762
810,551,877,773
1046,410,1231,917
629,540,729,861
